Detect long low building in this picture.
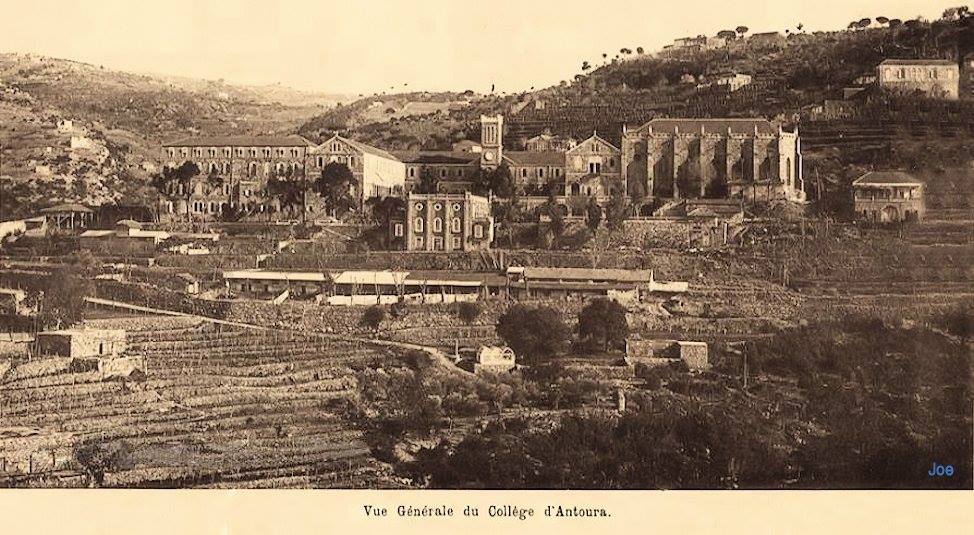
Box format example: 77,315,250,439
223,267,686,305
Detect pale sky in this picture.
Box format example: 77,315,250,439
0,0,958,95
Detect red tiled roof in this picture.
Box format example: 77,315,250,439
163,135,314,147
393,151,480,165
503,151,565,166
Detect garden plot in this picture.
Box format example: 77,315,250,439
1,321,400,488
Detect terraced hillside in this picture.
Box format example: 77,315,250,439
0,317,402,489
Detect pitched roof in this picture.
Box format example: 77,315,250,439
39,203,93,213
853,171,924,186
330,270,409,285
503,151,565,166
568,132,620,153
393,151,480,165
163,135,314,147
636,118,777,135
516,267,654,283
319,135,401,161
879,59,956,66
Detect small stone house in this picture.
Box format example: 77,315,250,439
35,329,127,359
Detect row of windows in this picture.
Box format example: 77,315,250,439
886,67,955,80
414,217,463,233
517,167,564,179
167,147,305,159
414,202,462,212
414,236,463,250
407,167,467,179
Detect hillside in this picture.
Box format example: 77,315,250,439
0,52,347,217
296,14,974,209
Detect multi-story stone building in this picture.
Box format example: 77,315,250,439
877,59,959,100
852,171,924,223
310,135,406,202
395,151,481,194
395,192,494,251
564,133,623,198
160,134,405,220
161,135,315,218
621,118,804,203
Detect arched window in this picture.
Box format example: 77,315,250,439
433,218,442,232
414,217,424,232
451,218,461,232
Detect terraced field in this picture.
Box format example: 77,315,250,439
0,318,402,488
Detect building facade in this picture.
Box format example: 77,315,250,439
621,118,804,203
395,151,481,194
564,133,623,198
397,192,493,251
852,171,924,223
877,59,960,100
311,135,406,202
161,135,315,218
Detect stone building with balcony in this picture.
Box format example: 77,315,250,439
852,171,924,223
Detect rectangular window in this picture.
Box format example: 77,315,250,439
394,223,404,237
433,237,444,250
452,236,461,249
415,236,425,248
474,225,483,238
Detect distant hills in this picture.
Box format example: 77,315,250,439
0,52,350,217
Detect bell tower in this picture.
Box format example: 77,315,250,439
480,114,504,169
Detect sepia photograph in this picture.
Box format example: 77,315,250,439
0,0,971,502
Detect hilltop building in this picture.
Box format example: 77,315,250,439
852,171,924,223
621,118,804,204
876,59,959,100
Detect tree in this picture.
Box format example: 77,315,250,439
857,18,872,28
416,166,439,194
585,198,603,235
152,161,200,222
456,301,482,325
717,30,737,40
73,441,132,488
542,198,565,248
316,162,356,217
735,26,749,37
605,188,629,231
360,305,386,333
367,195,405,248
577,298,629,352
876,16,890,25
636,47,644,54
39,268,93,329
496,304,569,363
581,61,591,71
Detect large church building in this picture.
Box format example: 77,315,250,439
621,118,804,203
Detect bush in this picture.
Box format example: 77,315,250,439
455,301,482,325
496,304,569,364
577,298,629,352
359,305,386,332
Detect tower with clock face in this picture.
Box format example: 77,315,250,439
480,114,503,169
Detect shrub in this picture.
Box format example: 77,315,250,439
455,301,482,325
496,304,569,364
577,298,629,352
359,305,386,332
